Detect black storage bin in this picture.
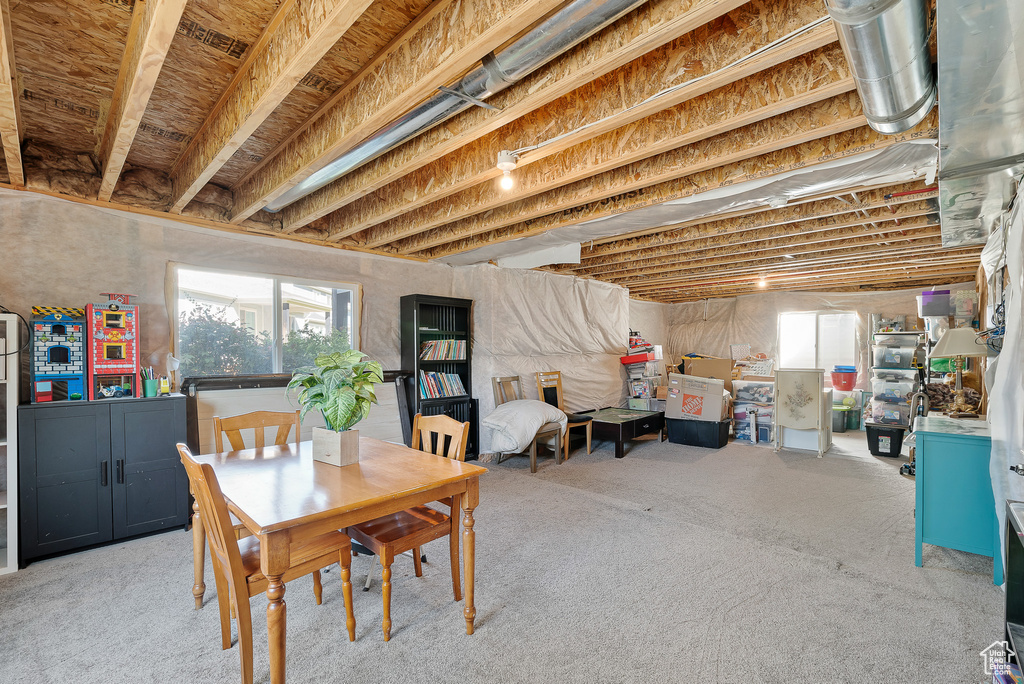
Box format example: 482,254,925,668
866,423,905,457
666,418,730,449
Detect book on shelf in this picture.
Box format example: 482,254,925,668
419,339,466,361
418,370,467,399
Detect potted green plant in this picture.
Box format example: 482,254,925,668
287,350,384,466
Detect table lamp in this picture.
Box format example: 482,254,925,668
931,327,985,417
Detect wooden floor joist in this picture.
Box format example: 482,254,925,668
317,10,839,239
571,203,938,277
98,0,188,202
229,0,567,223
277,0,771,233
348,43,852,246
167,0,373,213
415,109,938,260
0,0,23,187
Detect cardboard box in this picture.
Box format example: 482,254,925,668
683,357,735,393
665,373,729,422
655,385,668,400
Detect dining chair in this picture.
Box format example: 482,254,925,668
344,413,468,641
190,411,302,609
536,371,593,461
177,444,356,684
491,375,562,473
213,409,301,451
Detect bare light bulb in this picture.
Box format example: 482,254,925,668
758,277,768,288
500,171,514,190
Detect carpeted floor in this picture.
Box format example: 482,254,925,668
0,430,1004,683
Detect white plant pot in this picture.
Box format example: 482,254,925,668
312,427,359,466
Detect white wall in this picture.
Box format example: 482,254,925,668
0,190,632,451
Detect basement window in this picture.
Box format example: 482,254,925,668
778,311,857,380
174,265,361,378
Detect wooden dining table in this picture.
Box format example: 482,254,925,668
191,436,487,684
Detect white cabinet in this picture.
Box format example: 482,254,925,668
773,368,832,457
1,313,20,574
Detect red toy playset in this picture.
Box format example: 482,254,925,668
86,293,141,400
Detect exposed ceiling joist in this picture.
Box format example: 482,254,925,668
313,2,837,238
167,0,373,213
0,0,23,187
559,182,937,265
570,201,937,277
229,0,567,223
278,0,766,233
628,248,980,293
348,41,851,246
416,109,938,260
98,0,188,202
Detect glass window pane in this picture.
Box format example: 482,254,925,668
280,281,355,372
818,313,857,378
778,312,817,368
177,268,274,377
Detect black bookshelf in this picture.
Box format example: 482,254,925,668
400,294,477,457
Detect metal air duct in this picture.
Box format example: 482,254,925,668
264,0,648,212
824,0,936,135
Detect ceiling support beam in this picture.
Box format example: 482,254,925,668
349,42,851,245
572,202,937,277
612,225,942,284
627,248,980,294
167,0,373,213
0,0,23,187
416,109,938,259
309,4,837,237
651,267,981,302
230,0,568,223
278,0,772,232
556,182,937,267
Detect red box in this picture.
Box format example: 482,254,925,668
620,352,654,364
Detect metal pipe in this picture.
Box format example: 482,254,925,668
825,0,935,135
264,0,647,212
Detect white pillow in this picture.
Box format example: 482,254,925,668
482,400,567,453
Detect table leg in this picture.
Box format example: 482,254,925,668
462,480,479,635
615,438,625,459
266,576,287,684
191,498,206,609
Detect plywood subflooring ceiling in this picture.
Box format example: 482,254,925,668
0,0,970,302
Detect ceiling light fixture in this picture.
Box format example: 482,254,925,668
758,276,768,288
497,149,518,190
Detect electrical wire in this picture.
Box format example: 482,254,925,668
510,16,833,158
0,304,31,355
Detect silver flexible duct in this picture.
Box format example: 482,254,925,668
264,0,648,212
825,0,935,135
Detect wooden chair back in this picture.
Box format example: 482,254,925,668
411,413,469,462
177,444,247,594
214,410,301,452
535,371,566,410
492,376,523,405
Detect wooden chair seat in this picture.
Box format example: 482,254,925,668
190,410,301,610
491,376,563,473
178,443,355,684
536,371,593,462
344,413,468,640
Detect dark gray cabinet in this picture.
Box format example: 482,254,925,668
18,395,187,564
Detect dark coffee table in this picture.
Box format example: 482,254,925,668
583,407,665,458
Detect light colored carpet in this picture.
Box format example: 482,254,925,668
0,430,1003,683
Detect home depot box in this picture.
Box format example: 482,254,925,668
683,357,735,393
665,373,729,422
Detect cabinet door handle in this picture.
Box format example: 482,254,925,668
100,460,108,487
116,459,125,485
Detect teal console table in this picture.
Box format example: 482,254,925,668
912,415,1002,584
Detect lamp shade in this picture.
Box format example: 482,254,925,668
931,327,985,358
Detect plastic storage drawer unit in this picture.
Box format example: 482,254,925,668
872,346,917,368
871,379,915,403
